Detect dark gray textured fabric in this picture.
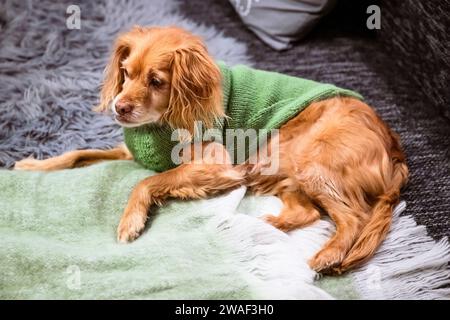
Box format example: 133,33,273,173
180,0,450,241
377,0,450,120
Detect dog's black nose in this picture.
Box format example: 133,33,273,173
115,101,134,116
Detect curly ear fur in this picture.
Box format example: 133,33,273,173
163,41,224,134
94,33,132,112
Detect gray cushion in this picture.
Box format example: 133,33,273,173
229,0,336,50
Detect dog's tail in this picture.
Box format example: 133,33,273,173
339,156,409,272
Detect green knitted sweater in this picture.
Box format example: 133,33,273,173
124,62,362,172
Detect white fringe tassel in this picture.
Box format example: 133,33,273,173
209,188,450,300
351,201,450,300
209,187,333,299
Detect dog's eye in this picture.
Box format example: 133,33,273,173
150,77,162,87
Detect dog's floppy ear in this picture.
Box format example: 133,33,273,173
164,40,224,134
94,34,131,112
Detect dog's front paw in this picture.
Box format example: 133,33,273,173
117,211,147,243
14,157,43,171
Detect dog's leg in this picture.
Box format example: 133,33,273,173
291,163,367,273
14,144,132,171
117,142,245,242
307,198,363,273
264,191,321,232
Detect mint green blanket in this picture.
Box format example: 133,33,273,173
0,161,336,299
1,161,448,300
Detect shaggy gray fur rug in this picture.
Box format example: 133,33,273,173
0,0,250,167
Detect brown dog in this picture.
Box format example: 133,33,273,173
15,26,408,274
